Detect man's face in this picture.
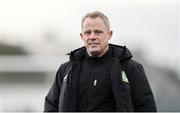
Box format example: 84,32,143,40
80,17,112,57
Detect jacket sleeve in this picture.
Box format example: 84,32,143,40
44,62,68,112
125,60,157,112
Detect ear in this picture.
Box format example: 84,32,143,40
108,30,113,40
80,32,84,41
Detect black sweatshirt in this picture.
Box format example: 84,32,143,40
78,49,116,111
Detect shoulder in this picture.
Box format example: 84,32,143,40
59,61,70,70
122,59,144,72
56,61,71,79
53,61,71,86
58,61,71,74
121,59,147,82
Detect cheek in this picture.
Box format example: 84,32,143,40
100,37,109,45
82,36,88,43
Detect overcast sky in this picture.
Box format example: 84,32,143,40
0,0,179,69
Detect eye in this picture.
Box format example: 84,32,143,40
84,31,91,35
94,30,103,34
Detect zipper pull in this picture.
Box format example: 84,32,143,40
93,79,97,86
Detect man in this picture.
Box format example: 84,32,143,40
44,11,157,112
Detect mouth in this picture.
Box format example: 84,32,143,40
89,43,99,46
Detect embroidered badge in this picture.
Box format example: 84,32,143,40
121,71,129,83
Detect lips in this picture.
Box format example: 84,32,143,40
89,43,99,46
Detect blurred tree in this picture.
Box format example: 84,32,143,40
0,42,27,55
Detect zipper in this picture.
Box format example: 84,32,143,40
86,63,94,109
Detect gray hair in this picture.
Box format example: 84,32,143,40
81,11,110,31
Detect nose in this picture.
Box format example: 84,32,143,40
89,32,96,40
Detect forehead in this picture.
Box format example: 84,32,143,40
82,17,107,30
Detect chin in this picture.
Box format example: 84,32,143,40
88,50,101,57
89,48,100,53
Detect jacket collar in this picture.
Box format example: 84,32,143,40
68,43,132,62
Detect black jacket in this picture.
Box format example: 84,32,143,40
44,44,157,112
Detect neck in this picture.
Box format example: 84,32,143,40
88,45,109,57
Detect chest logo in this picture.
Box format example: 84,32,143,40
121,71,129,83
